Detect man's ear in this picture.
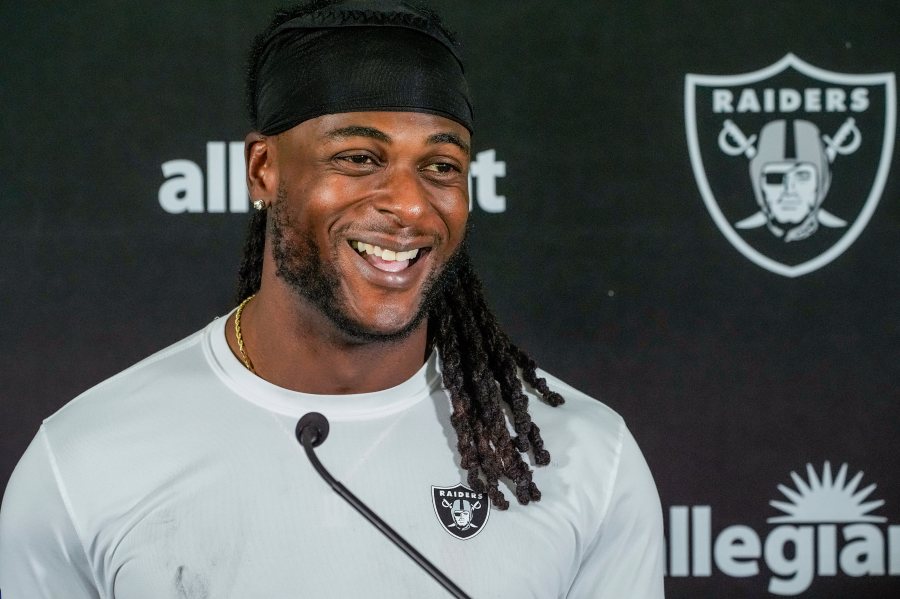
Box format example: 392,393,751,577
245,132,277,202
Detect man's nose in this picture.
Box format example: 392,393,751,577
373,166,431,225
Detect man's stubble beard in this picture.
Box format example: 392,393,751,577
269,186,463,344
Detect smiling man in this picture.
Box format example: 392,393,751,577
236,111,471,394
0,2,664,597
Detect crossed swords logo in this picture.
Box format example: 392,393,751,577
719,117,860,232
719,116,861,161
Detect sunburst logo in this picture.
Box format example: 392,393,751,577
768,461,887,524
666,460,899,595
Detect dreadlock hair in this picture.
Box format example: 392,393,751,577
239,1,564,510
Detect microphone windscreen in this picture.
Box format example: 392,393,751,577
296,412,330,448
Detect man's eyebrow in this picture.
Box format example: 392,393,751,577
324,126,391,143
323,126,470,156
428,132,470,156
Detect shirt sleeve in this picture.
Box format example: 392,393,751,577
567,424,665,598
0,426,101,599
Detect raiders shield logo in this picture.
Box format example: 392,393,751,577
686,54,896,277
432,484,490,540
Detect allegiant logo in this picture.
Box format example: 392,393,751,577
666,463,900,595
158,143,508,214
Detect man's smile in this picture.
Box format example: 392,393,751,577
339,233,438,292
349,239,429,273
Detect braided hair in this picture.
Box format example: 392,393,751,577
240,1,564,510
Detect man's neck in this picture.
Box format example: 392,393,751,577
225,286,429,395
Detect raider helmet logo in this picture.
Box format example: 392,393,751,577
432,484,490,540
686,54,896,277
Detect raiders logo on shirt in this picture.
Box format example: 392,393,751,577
432,484,491,540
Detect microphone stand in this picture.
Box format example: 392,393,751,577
296,413,472,599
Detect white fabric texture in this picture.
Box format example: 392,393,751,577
0,315,664,598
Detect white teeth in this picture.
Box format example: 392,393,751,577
352,241,421,262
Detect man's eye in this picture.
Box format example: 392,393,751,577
341,154,375,165
422,162,458,174
764,173,784,185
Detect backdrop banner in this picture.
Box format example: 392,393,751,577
1,2,897,597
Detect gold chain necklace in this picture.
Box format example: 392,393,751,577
235,294,257,373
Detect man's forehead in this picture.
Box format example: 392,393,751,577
304,112,471,154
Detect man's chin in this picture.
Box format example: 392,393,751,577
327,305,429,344
330,253,460,343
272,216,464,345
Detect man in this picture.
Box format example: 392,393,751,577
0,2,664,597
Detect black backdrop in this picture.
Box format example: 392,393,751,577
2,2,898,597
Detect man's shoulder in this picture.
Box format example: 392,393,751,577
44,322,214,433
526,368,625,446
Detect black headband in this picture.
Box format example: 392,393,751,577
254,3,474,135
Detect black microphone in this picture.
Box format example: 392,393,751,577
297,412,330,447
295,412,472,599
